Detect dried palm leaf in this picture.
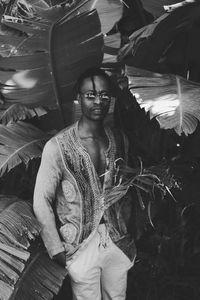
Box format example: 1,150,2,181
0,121,50,176
0,198,67,300
125,65,200,136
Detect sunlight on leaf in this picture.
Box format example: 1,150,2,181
3,70,38,91
126,66,200,136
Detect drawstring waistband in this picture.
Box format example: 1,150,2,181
97,224,110,248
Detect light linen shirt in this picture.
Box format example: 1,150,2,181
33,122,136,262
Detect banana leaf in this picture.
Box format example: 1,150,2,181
140,0,188,18
0,0,123,118
3,0,67,24
125,65,200,136
90,0,123,34
0,53,49,69
0,121,50,177
0,1,106,178
50,9,104,124
0,195,21,213
118,1,200,72
95,0,122,63
0,104,47,125
0,198,67,300
0,0,108,126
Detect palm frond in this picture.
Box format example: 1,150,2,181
0,198,67,300
0,121,50,177
125,65,200,136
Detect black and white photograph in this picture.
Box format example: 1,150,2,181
0,1,200,299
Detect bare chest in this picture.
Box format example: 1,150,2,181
80,137,109,177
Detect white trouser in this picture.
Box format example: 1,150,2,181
66,224,134,300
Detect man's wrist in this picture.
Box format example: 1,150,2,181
52,251,66,267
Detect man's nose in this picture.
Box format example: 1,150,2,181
93,95,101,104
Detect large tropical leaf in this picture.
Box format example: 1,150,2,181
118,1,200,73
0,1,61,120
90,0,123,34
91,0,123,63
0,198,67,300
0,195,21,213
0,104,47,125
0,121,50,177
50,8,104,124
0,0,107,126
126,65,200,136
3,0,68,24
140,0,188,19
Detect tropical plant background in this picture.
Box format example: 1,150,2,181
0,0,200,299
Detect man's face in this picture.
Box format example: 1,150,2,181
78,75,111,121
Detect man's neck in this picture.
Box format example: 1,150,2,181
78,117,105,138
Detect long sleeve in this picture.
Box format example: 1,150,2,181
33,138,65,258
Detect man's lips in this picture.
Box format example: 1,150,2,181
92,108,103,113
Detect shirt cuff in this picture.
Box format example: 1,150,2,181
48,244,65,259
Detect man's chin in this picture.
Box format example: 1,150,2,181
90,112,107,120
92,116,105,121
88,115,106,122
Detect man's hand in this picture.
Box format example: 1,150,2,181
53,251,66,268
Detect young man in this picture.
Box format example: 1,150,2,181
33,68,136,300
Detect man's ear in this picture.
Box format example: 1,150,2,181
77,93,81,104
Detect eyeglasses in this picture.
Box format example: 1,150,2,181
80,91,111,102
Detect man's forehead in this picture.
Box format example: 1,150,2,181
80,75,110,90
